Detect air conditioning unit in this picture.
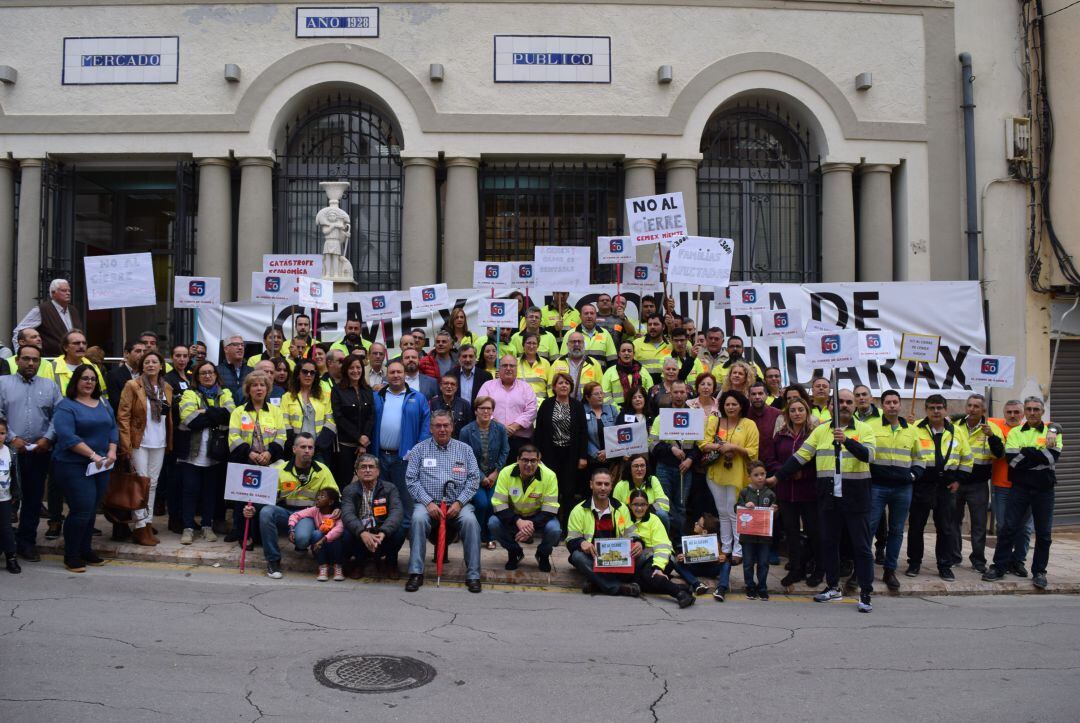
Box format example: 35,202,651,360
1005,116,1031,163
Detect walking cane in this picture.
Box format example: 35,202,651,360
436,480,457,588
239,502,254,574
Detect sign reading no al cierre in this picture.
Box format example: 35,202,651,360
494,36,611,83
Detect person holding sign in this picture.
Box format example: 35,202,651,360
632,314,672,379
736,462,779,600
602,341,653,408
281,313,319,360
539,291,581,342
951,394,1005,574
442,307,482,352
565,468,640,598
330,317,371,357
613,454,671,531
561,304,616,366
626,489,695,608
766,389,877,613
549,332,604,400
489,445,561,572
226,372,287,548
698,391,760,564
648,381,695,537
582,382,618,470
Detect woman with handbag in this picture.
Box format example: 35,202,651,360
118,351,173,547
52,364,118,572
176,361,236,545
280,358,336,461
330,355,375,488
226,372,287,548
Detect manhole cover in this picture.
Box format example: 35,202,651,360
314,654,436,693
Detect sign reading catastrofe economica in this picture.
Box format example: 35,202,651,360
494,36,611,83
63,37,179,85
296,7,379,37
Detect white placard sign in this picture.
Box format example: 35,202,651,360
963,354,1017,387
534,246,591,290
262,254,323,278
804,330,861,368
250,272,299,305
681,534,721,563
620,263,662,293
174,276,221,309
711,286,732,310
477,298,519,329
355,290,399,322
409,283,452,313
473,261,514,289
666,236,735,288
494,35,612,84
602,421,649,458
731,284,768,315
597,236,635,264
224,463,279,506
805,320,842,334
658,407,706,440
299,278,334,311
626,192,687,246
858,330,897,361
762,308,804,339
899,333,942,362
62,36,179,85
296,7,379,37
512,261,537,287
84,253,157,310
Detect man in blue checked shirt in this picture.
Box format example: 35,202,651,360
404,409,483,593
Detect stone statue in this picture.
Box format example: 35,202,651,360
316,181,355,282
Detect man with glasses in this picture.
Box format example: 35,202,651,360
341,453,405,578
448,344,490,404
489,445,561,572
373,360,431,539
218,335,251,403
763,367,784,408
477,355,538,458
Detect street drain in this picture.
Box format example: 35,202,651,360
314,654,436,693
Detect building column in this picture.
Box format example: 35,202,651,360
15,159,43,325
0,159,15,336
664,158,700,236
858,163,895,282
820,162,856,282
196,158,234,301
402,157,438,289
442,157,480,288
624,158,658,262
236,157,274,302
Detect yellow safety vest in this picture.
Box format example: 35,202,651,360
562,326,617,366
955,417,1005,467
516,357,552,401
547,356,604,397
613,475,670,513
492,462,560,518
278,391,336,436
566,498,635,548
629,512,673,569
600,365,654,407
228,403,288,454
272,459,338,507
632,337,672,377
793,418,876,480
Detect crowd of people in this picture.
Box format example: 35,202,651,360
0,280,1064,614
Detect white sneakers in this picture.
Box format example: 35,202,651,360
180,528,194,545
813,587,843,603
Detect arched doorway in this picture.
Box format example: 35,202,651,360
698,102,820,283
274,93,404,290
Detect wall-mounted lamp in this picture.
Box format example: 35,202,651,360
429,63,444,82
0,66,17,85
657,65,673,85
224,64,241,83
855,71,873,91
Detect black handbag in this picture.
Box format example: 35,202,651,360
207,428,230,462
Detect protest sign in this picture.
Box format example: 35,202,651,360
224,463,279,506
619,263,662,293
761,308,804,339
626,192,687,246
353,290,399,322
299,278,334,311
593,538,634,574
409,283,452,313
666,236,735,288
731,284,768,315
174,276,221,309
512,261,537,287
681,534,721,563
899,333,942,362
963,353,1016,387
711,286,732,310
603,422,649,458
262,254,323,278
535,246,591,290
658,407,706,440
736,506,774,537
473,261,514,290
250,272,299,305
804,329,861,368
597,236,635,264
477,298,519,329
804,319,841,334
85,253,157,310
859,330,897,361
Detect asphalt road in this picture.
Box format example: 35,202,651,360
1,558,1078,722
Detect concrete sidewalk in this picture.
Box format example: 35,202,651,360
31,513,1080,596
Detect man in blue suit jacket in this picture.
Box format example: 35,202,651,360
401,347,439,400
373,359,431,534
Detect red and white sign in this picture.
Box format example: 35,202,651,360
262,254,323,278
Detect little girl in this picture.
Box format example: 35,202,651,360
288,488,344,581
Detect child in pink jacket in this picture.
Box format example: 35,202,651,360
288,488,345,581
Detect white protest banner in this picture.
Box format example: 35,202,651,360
477,298,519,329
174,276,221,309
224,462,279,506
762,308,804,339
409,283,452,313
711,285,732,310
299,278,334,311
250,272,299,305
804,329,861,368
626,192,687,246
805,319,842,334
512,261,537,287
620,263,662,293
899,332,941,362
473,261,514,290
535,245,591,290
597,236,635,264
603,421,649,458
963,354,1017,387
262,254,323,278
354,290,400,322
666,236,735,288
859,330,897,361
658,407,706,440
731,284,768,315
84,253,156,310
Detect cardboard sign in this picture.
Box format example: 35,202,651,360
477,298,519,329
262,254,323,278
626,192,687,246
593,538,634,574
804,329,861,368
354,290,399,322
859,330,897,361
681,534,721,563
762,308,804,340
224,463,279,506
473,261,514,290
409,283,452,313
602,421,649,458
736,506,774,537
963,353,1017,387
512,261,537,287
658,407,706,440
84,253,157,310
711,286,732,310
250,272,299,305
535,245,591,290
174,276,221,309
666,236,735,288
299,278,334,311
619,263,662,293
899,332,941,362
597,236,635,264
730,284,768,315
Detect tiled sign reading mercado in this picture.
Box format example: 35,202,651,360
296,7,379,37
63,37,179,85
494,36,611,83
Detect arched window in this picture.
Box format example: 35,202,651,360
698,103,820,283
275,94,403,290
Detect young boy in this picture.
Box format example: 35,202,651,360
673,513,733,601
0,419,19,574
737,461,778,600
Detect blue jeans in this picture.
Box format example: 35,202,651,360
488,515,562,557
15,452,51,550
408,502,481,580
992,486,1032,562
742,540,771,591
868,483,913,571
180,463,222,531
472,484,495,542
655,463,688,539
993,484,1054,575
293,517,343,565
380,452,410,532
569,549,632,595
674,559,731,591
53,460,110,561
258,504,294,563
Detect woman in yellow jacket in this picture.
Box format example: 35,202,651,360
278,357,336,459
443,306,482,352
227,371,287,548
627,489,695,608
698,389,759,564
517,332,552,402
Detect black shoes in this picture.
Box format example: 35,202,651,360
882,568,901,591
5,553,20,574
982,565,1005,581
805,574,823,588
405,573,424,592
64,558,86,573
111,523,131,542
45,521,62,540
712,587,726,602
466,579,482,593
535,551,552,573
780,571,805,587
582,581,598,595
904,564,920,578
676,589,695,608
1033,573,1048,589
617,583,641,598
758,589,770,601
745,586,758,600
972,561,987,574
504,547,524,570
1009,561,1029,578
83,551,106,566
693,582,710,596
939,566,956,581
16,546,40,562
